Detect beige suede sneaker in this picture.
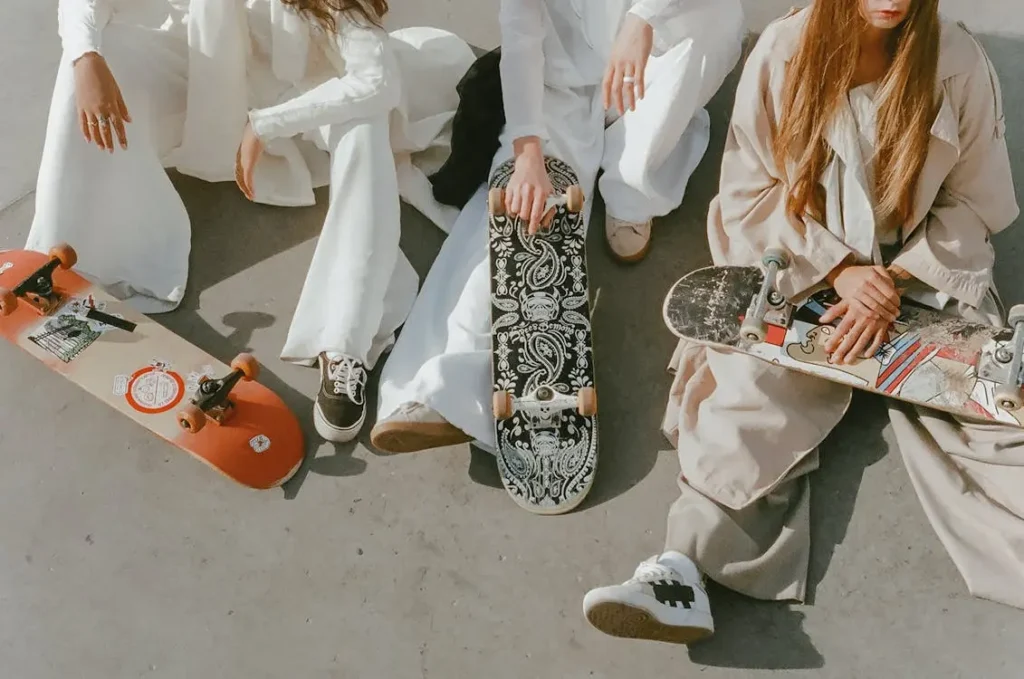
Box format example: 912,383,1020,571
605,214,652,263
370,402,473,454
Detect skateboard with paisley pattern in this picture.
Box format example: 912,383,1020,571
486,155,599,515
663,249,1024,427
0,244,305,488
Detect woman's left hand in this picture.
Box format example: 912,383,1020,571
602,14,654,115
236,120,264,201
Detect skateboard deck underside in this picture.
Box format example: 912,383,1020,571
663,265,1024,427
487,156,598,514
0,249,304,488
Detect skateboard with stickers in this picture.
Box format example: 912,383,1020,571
662,249,1024,427
0,244,304,488
485,155,599,515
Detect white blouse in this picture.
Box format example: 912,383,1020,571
845,81,949,308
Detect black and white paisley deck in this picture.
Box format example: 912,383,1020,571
487,156,598,514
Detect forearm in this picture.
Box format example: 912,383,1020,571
58,0,112,63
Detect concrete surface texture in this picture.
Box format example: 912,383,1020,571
1,1,1023,677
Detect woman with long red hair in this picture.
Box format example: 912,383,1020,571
28,0,473,443
583,0,1022,644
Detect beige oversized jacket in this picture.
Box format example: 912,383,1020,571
707,7,1019,309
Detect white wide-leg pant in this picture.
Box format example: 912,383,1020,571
377,35,732,448
26,23,415,368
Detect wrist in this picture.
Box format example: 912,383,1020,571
513,136,543,160
826,257,853,286
72,51,102,67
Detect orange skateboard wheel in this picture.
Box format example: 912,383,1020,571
49,243,77,269
177,404,207,434
0,287,16,317
565,185,584,213
493,391,513,420
577,386,597,417
231,353,260,381
488,188,506,217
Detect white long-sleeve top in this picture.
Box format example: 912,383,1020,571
55,0,399,144
498,0,741,142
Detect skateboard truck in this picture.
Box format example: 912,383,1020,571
487,185,585,229
979,304,1024,411
740,248,791,343
493,384,597,424
177,354,260,434
0,244,77,317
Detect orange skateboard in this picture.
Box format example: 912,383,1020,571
0,244,304,489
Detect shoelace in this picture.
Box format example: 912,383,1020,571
327,356,366,405
632,561,679,584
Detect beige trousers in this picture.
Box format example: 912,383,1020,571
661,290,1024,610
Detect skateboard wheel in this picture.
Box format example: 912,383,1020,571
230,353,260,381
488,188,506,217
565,185,584,213
493,391,513,420
996,385,1024,412
0,287,16,317
177,405,207,433
577,387,597,417
49,243,78,269
740,319,767,343
1008,304,1024,327
762,248,790,270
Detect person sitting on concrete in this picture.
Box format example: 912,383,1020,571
28,0,474,443
582,0,1022,645
369,0,745,454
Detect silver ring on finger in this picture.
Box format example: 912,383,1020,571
622,75,635,84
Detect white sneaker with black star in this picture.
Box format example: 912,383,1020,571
582,551,714,644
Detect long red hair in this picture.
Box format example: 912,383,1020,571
772,0,941,227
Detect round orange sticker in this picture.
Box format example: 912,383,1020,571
124,366,185,414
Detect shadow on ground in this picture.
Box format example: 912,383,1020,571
126,25,1023,670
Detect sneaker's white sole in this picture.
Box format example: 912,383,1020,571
313,402,364,444
583,591,714,645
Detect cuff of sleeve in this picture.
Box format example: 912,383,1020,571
64,38,102,65
890,252,989,309
627,6,674,57
248,108,280,143
776,228,854,302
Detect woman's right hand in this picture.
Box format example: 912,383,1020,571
73,52,131,152
819,299,892,364
827,263,901,322
506,136,553,235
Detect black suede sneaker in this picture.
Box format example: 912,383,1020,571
314,352,367,443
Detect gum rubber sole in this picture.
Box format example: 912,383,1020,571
585,601,713,645
370,421,473,454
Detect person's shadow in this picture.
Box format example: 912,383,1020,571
686,392,891,670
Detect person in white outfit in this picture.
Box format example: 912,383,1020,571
370,0,745,453
28,0,474,443
583,0,1023,645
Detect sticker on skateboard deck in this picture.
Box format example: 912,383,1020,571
0,244,305,489
663,250,1024,427
487,155,599,515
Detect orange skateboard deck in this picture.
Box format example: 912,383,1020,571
0,245,304,489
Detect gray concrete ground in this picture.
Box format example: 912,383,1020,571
1,1,1023,677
